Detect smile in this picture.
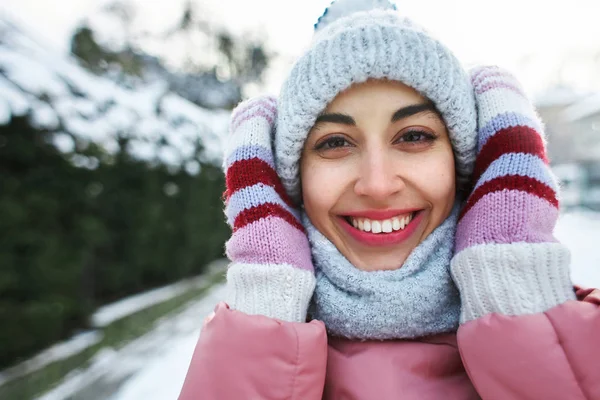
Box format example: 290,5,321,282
349,213,414,234
339,210,423,247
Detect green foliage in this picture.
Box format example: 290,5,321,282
70,26,108,73
70,25,144,77
217,31,270,84
71,2,271,99
0,271,225,400
0,117,229,370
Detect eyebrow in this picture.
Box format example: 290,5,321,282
314,101,442,127
314,112,356,125
391,102,441,123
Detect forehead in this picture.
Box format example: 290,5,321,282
324,79,427,113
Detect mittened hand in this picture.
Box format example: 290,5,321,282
222,96,316,323
451,66,576,323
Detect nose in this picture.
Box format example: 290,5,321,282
354,149,405,201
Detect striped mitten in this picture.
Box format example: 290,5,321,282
222,96,315,322
451,66,576,323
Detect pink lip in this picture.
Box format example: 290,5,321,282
338,210,424,247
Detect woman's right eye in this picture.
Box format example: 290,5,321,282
314,136,351,150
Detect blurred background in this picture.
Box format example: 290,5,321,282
0,0,599,399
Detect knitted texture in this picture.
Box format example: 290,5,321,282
307,204,461,339
223,96,315,322
276,1,477,203
451,66,576,323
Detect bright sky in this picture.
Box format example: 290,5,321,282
3,0,600,96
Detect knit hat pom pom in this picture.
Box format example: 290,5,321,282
314,0,397,31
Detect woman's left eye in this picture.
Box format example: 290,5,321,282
395,130,436,144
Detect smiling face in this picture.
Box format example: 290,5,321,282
300,79,456,271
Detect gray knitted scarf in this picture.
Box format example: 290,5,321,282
304,204,461,340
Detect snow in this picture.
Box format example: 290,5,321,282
555,210,600,288
35,348,120,400
0,98,10,125
553,163,586,181
91,271,224,328
108,285,228,400
127,140,156,161
0,16,231,165
0,76,30,116
184,160,201,175
562,92,600,122
534,86,583,108
553,164,587,208
104,107,139,131
0,331,103,387
315,0,396,31
30,100,60,129
1,51,71,98
0,261,227,394
586,188,600,204
36,284,228,400
52,132,76,153
157,145,181,167
86,6,130,53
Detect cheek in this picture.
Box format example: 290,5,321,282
432,152,456,207
300,158,348,222
407,148,456,206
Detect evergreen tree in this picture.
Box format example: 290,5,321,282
0,116,229,368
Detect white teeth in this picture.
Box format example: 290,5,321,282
382,220,392,233
371,221,382,233
363,220,371,232
350,213,414,234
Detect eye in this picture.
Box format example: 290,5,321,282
397,130,435,142
314,135,352,151
396,129,437,143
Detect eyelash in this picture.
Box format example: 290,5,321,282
313,129,437,151
314,135,351,150
395,130,437,144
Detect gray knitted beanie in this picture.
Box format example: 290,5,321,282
275,0,478,203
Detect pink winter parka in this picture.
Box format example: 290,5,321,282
178,287,600,400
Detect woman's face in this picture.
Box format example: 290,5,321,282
300,79,456,271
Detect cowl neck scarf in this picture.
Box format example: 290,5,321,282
304,204,461,340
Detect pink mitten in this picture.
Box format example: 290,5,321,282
222,96,315,322
451,66,575,323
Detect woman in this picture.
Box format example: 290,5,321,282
179,1,600,399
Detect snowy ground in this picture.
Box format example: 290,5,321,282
37,284,228,400
555,209,600,288
36,210,599,400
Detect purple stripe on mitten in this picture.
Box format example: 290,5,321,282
223,96,315,322
451,66,575,323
